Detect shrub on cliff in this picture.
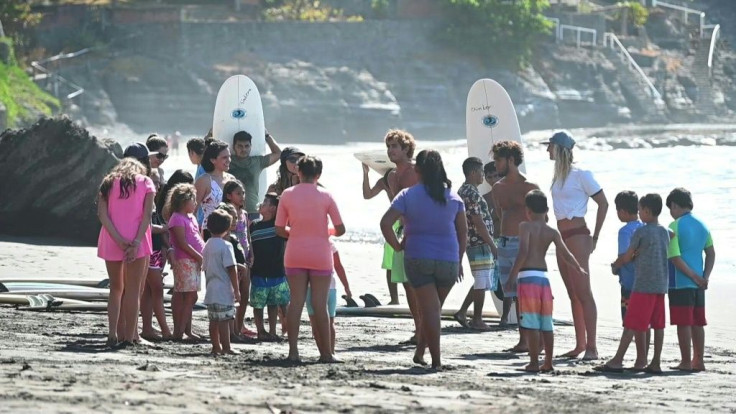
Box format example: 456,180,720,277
439,0,553,69
0,37,59,128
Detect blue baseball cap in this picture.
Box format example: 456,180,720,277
123,142,157,160
544,131,575,150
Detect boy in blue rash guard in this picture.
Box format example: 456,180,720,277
611,190,647,370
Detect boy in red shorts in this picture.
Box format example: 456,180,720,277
666,188,715,372
596,194,672,374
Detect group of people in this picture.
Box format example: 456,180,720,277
97,131,350,360
96,127,716,372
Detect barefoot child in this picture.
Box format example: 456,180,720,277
598,193,672,374
505,190,586,373
216,202,250,341
164,183,205,341
307,240,352,356
611,191,647,370
203,210,241,355
249,193,290,340
222,180,255,336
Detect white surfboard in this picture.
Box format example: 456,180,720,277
466,79,525,194
354,150,395,176
337,305,499,319
213,75,268,201
466,78,524,324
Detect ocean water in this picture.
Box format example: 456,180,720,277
162,138,736,336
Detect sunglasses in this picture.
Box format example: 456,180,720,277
155,152,168,160
286,155,302,163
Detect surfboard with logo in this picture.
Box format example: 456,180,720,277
213,75,267,201
466,78,524,324
466,79,525,194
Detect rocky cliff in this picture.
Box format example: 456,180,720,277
30,3,736,143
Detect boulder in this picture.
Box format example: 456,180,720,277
0,116,120,244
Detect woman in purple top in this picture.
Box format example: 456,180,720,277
380,149,468,369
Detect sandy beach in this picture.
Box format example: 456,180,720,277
1,236,735,413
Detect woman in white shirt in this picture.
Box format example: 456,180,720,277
546,131,609,360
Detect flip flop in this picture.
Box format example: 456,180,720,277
669,366,693,372
592,364,624,373
503,347,529,354
453,312,469,328
644,366,663,375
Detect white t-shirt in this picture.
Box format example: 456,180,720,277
202,237,236,305
550,167,602,221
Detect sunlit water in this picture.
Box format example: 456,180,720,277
160,138,735,336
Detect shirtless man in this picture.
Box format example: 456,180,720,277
505,190,586,372
362,163,400,305
491,141,540,352
383,130,421,344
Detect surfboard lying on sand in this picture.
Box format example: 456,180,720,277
0,282,175,303
0,279,109,288
336,305,499,319
466,78,523,324
0,294,107,311
354,149,395,176
213,75,268,202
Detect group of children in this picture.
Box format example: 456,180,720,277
497,186,713,373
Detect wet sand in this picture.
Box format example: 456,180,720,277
1,236,735,413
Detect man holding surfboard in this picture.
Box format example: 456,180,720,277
229,130,282,221
491,141,540,353
383,130,421,344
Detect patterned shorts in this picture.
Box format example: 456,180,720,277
174,258,201,292
250,277,290,309
149,250,165,270
207,304,235,322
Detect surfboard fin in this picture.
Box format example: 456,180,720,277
363,293,382,307
342,295,359,308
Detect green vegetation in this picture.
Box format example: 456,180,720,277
262,0,362,22
439,0,553,69
0,37,59,128
615,1,649,29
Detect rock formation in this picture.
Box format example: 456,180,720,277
0,117,120,244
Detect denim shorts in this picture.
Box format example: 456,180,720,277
403,257,459,288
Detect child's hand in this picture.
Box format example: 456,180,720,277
610,263,619,275
345,287,352,298
504,281,515,294
116,237,131,252
693,276,708,289
456,267,464,282
234,291,242,304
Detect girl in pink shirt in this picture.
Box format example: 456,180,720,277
276,156,345,363
164,183,206,341
97,156,155,347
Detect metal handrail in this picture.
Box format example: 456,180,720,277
560,24,597,47
30,61,85,102
707,24,721,77
30,48,89,103
655,1,707,38
603,32,663,105
545,17,598,48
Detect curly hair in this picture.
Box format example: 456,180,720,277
384,129,416,159
163,183,197,221
416,149,452,205
99,158,148,202
491,140,524,167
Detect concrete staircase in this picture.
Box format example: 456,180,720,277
690,38,720,118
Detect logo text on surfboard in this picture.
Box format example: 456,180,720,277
471,104,492,112
482,115,499,128
240,89,252,104
232,109,247,119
